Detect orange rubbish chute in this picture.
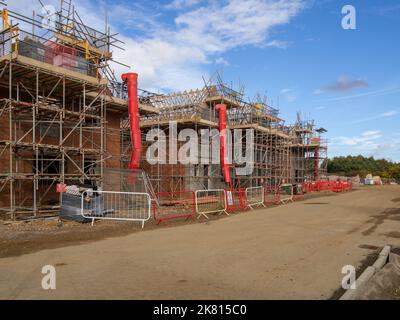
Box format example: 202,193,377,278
121,72,142,170
216,104,232,186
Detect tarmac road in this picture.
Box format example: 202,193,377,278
1,185,400,299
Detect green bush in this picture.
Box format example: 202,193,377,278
327,155,399,181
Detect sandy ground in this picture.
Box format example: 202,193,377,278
0,185,399,300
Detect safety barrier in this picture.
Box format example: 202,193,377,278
153,191,196,224
195,189,228,219
264,186,280,206
279,184,294,204
293,184,305,201
225,188,248,213
302,182,310,194
81,190,151,228
303,181,353,193
304,181,319,192
341,181,353,191
246,186,266,209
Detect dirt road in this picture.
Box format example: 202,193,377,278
1,186,399,299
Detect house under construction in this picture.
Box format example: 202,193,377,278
0,0,327,220
133,81,327,195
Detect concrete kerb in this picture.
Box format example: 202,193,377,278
340,245,391,300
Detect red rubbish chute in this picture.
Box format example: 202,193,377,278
121,72,142,170
216,104,232,186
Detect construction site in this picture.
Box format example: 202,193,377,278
0,0,399,301
0,0,329,221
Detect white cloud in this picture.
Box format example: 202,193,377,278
174,0,305,53
111,35,207,91
348,109,399,125
320,76,368,93
165,0,203,10
381,110,399,117
280,88,293,94
265,40,290,49
8,0,307,91
112,0,307,91
330,131,400,160
280,87,297,103
215,57,230,66
361,130,381,137
332,130,382,147
316,86,400,102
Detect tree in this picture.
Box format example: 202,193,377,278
382,165,400,181
327,155,398,179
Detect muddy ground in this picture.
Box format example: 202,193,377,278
0,186,399,299
0,191,338,258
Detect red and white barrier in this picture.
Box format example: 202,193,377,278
153,191,196,224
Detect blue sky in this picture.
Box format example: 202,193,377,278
10,0,400,161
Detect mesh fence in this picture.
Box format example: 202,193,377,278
81,190,151,227
245,186,265,209
153,191,196,224
279,184,294,204
195,189,227,219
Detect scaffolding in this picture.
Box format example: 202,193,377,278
0,0,132,219
122,86,225,194
226,96,292,189
0,1,328,221
289,114,328,183
120,75,322,195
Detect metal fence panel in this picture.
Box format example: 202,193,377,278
195,189,228,219
264,186,280,206
303,181,353,193
60,192,88,222
280,184,294,204
153,191,196,224
225,188,248,213
293,184,305,201
81,190,151,228
246,186,266,209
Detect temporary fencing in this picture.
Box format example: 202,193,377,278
153,191,196,224
81,190,151,228
225,188,248,213
303,181,353,193
292,184,305,201
264,186,281,206
195,189,228,219
279,184,294,204
245,186,266,209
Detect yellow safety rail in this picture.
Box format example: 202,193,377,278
13,27,18,53
0,8,19,54
1,8,9,30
